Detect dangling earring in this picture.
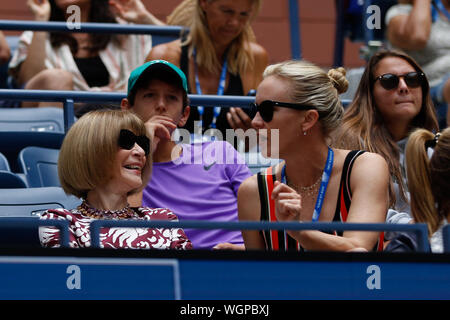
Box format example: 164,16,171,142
303,131,307,136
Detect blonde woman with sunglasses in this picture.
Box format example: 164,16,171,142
238,60,389,252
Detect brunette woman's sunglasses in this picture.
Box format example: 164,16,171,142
374,72,425,90
251,100,317,122
118,129,150,156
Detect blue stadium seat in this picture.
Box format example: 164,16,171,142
0,186,81,217
0,152,10,171
0,170,28,188
0,131,64,173
334,0,397,66
0,107,65,132
18,146,60,188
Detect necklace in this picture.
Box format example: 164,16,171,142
77,200,136,220
281,147,334,222
286,173,322,197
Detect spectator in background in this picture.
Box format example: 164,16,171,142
386,128,450,253
8,0,164,107
238,60,389,252
333,50,438,229
121,60,252,250
147,0,268,138
386,0,450,129
39,109,192,250
0,31,11,64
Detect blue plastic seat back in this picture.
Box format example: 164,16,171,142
0,131,64,173
0,107,65,132
0,152,10,171
0,186,79,247
18,146,60,188
0,186,81,217
0,170,28,188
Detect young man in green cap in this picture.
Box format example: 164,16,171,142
121,60,251,250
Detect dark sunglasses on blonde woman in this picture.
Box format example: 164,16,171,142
252,100,317,122
374,72,425,90
118,129,150,156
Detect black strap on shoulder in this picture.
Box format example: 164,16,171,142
334,150,366,224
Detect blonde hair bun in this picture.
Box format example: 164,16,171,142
328,67,349,94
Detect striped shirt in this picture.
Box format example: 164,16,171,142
9,28,152,92
257,150,384,252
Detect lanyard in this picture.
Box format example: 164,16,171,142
193,47,228,129
433,0,450,21
281,147,334,222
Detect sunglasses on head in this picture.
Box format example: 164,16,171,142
374,72,424,90
251,100,317,122
118,129,150,156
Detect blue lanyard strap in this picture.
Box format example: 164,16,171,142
193,47,228,129
281,147,334,222
433,0,450,21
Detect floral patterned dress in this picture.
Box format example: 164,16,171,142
39,205,193,250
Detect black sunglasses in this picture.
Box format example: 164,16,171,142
252,100,317,122
374,72,425,90
118,129,150,156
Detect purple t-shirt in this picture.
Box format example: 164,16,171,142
142,141,252,249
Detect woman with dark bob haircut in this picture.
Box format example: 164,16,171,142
39,109,192,250
334,49,439,215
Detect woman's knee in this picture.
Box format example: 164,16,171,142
25,69,73,91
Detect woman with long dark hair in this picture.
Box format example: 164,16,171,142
9,0,164,107
334,50,438,213
332,50,439,245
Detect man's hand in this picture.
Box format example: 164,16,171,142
226,107,254,131
109,0,165,25
27,0,51,21
144,115,177,153
212,243,245,250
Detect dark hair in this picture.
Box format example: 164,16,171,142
128,70,189,110
334,49,439,207
48,0,121,54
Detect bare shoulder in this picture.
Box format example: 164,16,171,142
248,42,268,59
355,151,388,169
351,151,390,185
238,174,259,198
145,40,182,66
237,174,261,221
242,42,269,92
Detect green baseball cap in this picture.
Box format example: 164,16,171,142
127,60,188,97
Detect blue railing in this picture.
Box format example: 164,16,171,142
0,214,443,252
0,89,256,132
0,19,186,46
90,220,431,252
0,19,184,35
288,0,302,60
